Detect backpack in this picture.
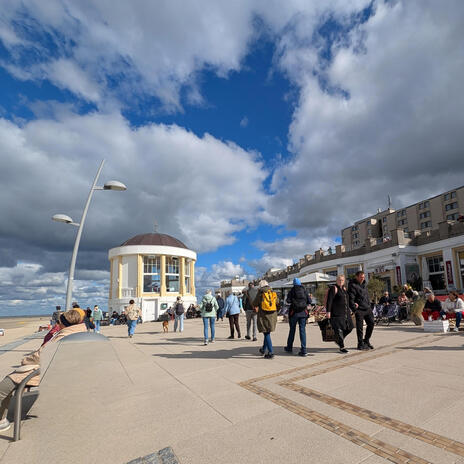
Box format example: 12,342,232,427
204,299,214,312
292,286,308,311
175,303,184,315
261,290,277,312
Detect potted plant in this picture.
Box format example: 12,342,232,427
410,298,425,326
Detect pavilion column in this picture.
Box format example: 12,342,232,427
117,256,122,299
180,257,186,295
137,255,143,297
190,260,196,297
160,255,167,296
109,258,113,300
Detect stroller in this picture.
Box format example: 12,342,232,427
373,304,398,325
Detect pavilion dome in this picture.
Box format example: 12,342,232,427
120,233,189,249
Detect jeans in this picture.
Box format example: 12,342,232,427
127,319,137,336
217,309,224,321
354,309,375,345
94,320,101,333
246,311,257,338
262,332,273,354
286,314,307,353
110,318,117,326
203,317,215,341
174,314,184,332
457,312,463,328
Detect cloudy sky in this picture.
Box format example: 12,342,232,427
1,0,463,315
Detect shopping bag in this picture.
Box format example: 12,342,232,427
317,318,335,342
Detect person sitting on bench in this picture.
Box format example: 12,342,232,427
0,310,86,432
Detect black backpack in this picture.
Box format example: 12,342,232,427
204,300,213,312
292,286,308,311
175,303,185,315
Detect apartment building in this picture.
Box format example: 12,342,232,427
342,186,464,251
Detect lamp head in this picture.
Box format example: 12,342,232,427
52,214,74,224
103,180,127,191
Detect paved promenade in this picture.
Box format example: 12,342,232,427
0,317,463,464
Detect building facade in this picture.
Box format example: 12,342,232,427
342,186,464,252
108,233,197,321
217,279,249,299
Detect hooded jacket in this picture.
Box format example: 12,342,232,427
200,293,219,317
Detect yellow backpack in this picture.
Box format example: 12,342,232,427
261,289,277,311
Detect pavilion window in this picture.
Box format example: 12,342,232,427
166,256,180,292
185,259,191,293
426,255,445,291
143,256,160,293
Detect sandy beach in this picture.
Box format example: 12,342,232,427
0,316,50,346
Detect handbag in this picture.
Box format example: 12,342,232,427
317,318,335,342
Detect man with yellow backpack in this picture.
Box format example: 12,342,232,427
253,280,279,359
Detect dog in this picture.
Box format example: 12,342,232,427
162,320,169,333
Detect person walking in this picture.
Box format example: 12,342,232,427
173,296,185,332
253,280,278,359
200,290,218,345
348,271,374,350
224,291,241,339
216,294,225,321
125,299,141,338
92,305,103,333
326,274,353,353
243,283,259,341
284,278,311,356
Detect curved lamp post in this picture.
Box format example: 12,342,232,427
52,159,127,310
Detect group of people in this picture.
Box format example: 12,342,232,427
422,290,464,331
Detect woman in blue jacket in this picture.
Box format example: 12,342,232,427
224,291,241,339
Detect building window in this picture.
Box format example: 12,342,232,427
397,210,406,217
426,255,445,291
447,213,458,221
444,192,456,201
445,202,458,211
325,270,338,277
165,256,180,292
419,211,430,219
424,200,430,208
185,259,191,293
398,218,407,226
143,256,160,293
382,216,387,223
346,266,362,278
420,221,432,229
353,233,359,239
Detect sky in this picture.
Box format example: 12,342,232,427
1,0,464,315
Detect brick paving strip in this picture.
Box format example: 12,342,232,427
239,334,456,464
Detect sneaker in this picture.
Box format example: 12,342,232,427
259,348,265,355
339,348,348,353
0,418,10,431
253,337,258,341
284,346,293,353
264,353,275,359
298,352,308,357
453,327,459,332
210,339,215,343
245,335,251,340
227,335,234,339
204,340,208,345
363,340,374,349
357,343,368,350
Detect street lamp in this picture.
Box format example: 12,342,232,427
52,159,127,310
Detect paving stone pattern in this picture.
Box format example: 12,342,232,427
240,334,462,464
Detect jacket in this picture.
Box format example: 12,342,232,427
9,323,87,387
126,304,141,321
286,285,311,315
243,287,259,311
200,294,218,317
424,298,442,312
253,287,278,333
216,296,225,310
92,308,103,321
442,297,464,313
326,285,351,319
348,278,371,312
224,294,240,316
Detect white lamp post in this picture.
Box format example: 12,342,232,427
52,159,127,310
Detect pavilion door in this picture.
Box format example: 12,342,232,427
143,300,156,322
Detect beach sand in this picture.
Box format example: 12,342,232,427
0,316,50,346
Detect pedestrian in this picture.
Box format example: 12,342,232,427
110,311,119,325
441,290,464,331
348,271,374,350
216,293,225,321
200,290,218,345
51,305,62,327
84,306,94,332
125,299,141,338
243,283,258,341
326,274,353,353
224,291,241,339
174,296,185,332
92,305,103,333
284,278,311,356
253,280,278,359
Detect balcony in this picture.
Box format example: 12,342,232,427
122,288,136,297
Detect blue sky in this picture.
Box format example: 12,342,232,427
0,1,463,314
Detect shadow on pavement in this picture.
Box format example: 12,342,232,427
397,345,464,351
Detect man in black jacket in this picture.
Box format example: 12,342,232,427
348,271,374,350
285,278,312,356
216,294,225,321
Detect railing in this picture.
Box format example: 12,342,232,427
121,288,136,297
